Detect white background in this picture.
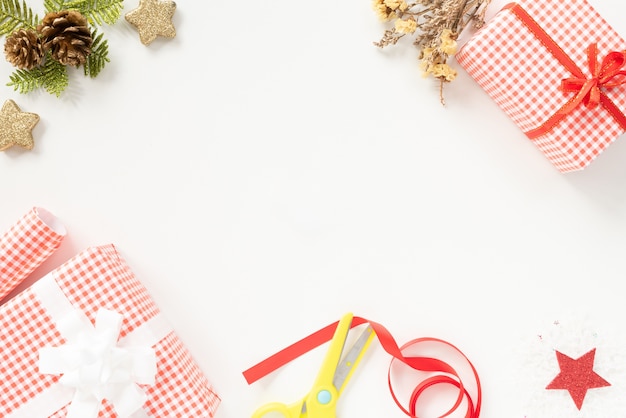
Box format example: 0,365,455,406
3,0,626,417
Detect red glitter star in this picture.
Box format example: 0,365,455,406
546,348,610,410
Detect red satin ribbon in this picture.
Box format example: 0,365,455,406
243,316,482,418
505,3,626,139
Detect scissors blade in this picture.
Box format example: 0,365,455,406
311,313,354,388
332,324,374,394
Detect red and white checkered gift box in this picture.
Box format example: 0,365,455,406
456,0,626,173
0,207,65,301
0,243,221,417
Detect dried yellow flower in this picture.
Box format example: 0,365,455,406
440,29,458,55
372,0,395,21
395,18,417,34
383,0,402,10
440,29,455,42
431,63,457,81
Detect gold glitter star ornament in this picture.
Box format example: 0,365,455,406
0,100,40,151
125,0,177,45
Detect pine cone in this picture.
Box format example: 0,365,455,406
4,29,45,70
38,10,93,67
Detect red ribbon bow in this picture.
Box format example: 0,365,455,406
559,43,626,114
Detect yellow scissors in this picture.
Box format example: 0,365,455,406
252,312,375,417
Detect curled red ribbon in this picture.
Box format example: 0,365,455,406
506,3,626,139
243,316,481,418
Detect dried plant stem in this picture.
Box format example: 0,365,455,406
439,77,445,105
372,0,491,103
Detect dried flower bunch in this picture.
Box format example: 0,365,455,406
1,0,123,96
373,0,491,103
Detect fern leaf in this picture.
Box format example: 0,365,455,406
84,30,109,78
41,57,68,96
7,67,42,93
7,66,44,94
61,0,123,25
0,0,38,35
8,56,68,97
43,0,65,13
51,0,84,12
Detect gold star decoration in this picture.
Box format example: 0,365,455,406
125,0,177,45
0,100,40,151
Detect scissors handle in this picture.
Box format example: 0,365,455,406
251,401,302,418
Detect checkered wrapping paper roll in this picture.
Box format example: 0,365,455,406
0,244,220,417
0,207,66,302
456,0,626,173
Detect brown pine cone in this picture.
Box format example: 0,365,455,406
38,10,93,67
4,28,45,70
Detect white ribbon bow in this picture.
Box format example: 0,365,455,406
38,308,157,418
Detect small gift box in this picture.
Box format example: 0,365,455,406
0,243,220,417
455,0,626,173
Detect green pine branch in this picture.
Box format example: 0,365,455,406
83,0,124,26
7,55,69,96
45,0,123,25
41,56,69,96
84,29,109,78
43,0,64,13
0,0,38,35
6,66,43,94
